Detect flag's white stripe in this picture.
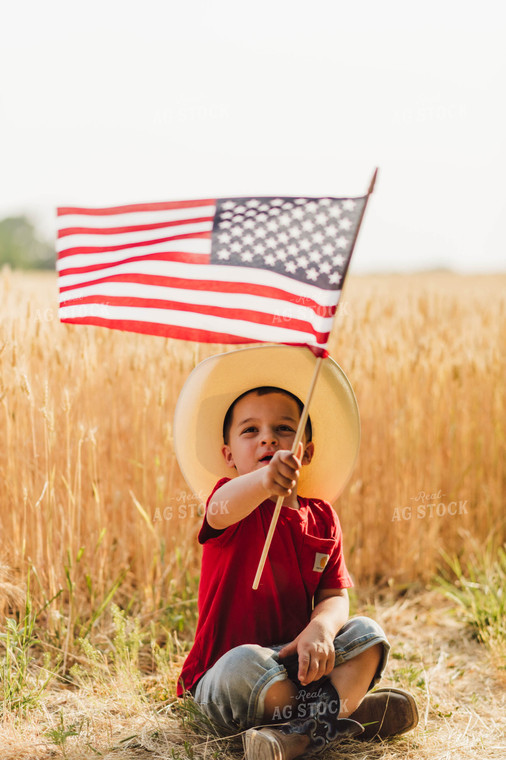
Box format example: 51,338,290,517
57,205,216,230
58,260,340,307
57,239,212,269
56,221,213,253
59,303,320,344
58,281,335,332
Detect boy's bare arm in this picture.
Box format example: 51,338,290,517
207,446,302,530
277,588,349,686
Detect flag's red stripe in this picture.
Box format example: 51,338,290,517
59,273,336,318
58,294,330,342
60,250,210,275
58,230,212,258
57,199,217,216
58,216,214,238
59,316,328,346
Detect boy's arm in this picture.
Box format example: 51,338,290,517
207,446,302,530
277,587,349,686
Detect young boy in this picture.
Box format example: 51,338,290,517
174,345,418,759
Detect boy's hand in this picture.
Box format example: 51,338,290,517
278,618,336,685
261,443,302,498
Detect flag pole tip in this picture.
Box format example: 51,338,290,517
368,168,379,194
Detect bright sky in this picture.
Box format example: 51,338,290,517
1,0,504,272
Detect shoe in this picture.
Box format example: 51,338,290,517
349,687,419,740
242,720,363,760
243,680,363,760
242,726,308,760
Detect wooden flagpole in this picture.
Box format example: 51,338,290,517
251,168,379,590
252,355,324,589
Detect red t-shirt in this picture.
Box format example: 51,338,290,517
177,478,352,695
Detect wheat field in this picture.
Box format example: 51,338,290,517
0,269,504,626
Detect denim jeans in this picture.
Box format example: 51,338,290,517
192,615,390,733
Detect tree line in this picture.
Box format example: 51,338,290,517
0,215,55,270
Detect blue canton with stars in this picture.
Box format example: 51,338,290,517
211,196,366,291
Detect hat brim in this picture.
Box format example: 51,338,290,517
173,345,360,504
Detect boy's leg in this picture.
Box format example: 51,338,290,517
244,616,417,759
191,643,292,733
329,641,383,716
190,618,415,756
271,615,389,720
263,641,382,720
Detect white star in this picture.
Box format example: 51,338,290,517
339,217,352,231
292,207,305,220
287,244,298,256
277,250,288,261
232,214,244,224
302,219,315,232
231,226,243,237
255,226,267,238
319,261,331,274
336,236,347,249
243,219,255,230
235,205,246,213
277,231,289,244
256,213,268,222
318,198,331,206
245,209,257,217
294,198,307,205
326,224,338,237
221,211,233,219
290,227,302,239
310,250,322,263
328,206,342,218
254,242,266,255
265,236,276,248
243,233,254,245
322,243,334,256
342,200,356,211
278,214,291,226
329,272,342,285
271,198,284,206
306,268,319,281
285,260,297,273
306,201,318,212
241,251,253,262
219,220,231,229
335,254,346,266
265,254,276,265
246,199,260,207
217,249,231,260
230,241,242,253
222,201,235,210
315,212,328,225
282,202,293,210
219,232,231,243
266,219,279,232
298,256,309,269
258,204,269,211
313,231,324,244
268,207,281,216
299,238,311,251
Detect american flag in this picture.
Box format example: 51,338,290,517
57,194,367,350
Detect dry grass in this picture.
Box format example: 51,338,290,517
0,591,504,759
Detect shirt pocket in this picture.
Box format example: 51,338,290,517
298,533,337,599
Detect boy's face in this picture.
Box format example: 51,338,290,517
222,391,314,476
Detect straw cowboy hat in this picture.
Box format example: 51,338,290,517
173,344,360,504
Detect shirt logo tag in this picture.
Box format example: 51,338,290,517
313,552,330,572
